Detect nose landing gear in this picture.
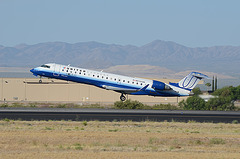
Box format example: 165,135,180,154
39,76,42,83
120,94,126,101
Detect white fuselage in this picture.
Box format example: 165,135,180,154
30,63,195,99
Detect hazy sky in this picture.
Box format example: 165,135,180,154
1,0,240,47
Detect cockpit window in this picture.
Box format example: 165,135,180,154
40,64,50,68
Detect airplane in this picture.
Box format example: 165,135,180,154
30,63,209,101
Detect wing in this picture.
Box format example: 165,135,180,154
102,84,149,94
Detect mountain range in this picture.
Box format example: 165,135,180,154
0,40,240,79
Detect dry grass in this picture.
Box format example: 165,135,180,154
0,120,240,159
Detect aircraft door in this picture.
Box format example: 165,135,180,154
54,64,61,73
53,64,60,77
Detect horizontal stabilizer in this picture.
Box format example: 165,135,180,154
191,72,210,79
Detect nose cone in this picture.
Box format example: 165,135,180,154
30,68,35,73
30,68,38,76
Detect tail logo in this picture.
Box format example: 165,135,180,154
169,72,208,91
178,73,201,90
181,76,198,88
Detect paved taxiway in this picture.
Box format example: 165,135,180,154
0,108,240,123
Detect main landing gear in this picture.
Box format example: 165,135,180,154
120,94,126,101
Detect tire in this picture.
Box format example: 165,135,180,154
120,95,126,101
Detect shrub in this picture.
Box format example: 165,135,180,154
73,143,83,150
192,87,202,95
3,118,10,122
213,86,240,101
56,104,67,108
28,103,37,108
209,138,225,145
114,100,180,110
45,127,54,130
195,140,204,145
181,96,206,110
206,96,235,111
114,100,144,109
108,129,118,132
0,103,9,108
11,103,24,107
82,121,88,126
152,103,179,110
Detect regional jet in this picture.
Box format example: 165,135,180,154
30,63,209,101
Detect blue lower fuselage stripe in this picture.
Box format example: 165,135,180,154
34,70,185,97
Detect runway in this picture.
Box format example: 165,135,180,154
0,108,240,123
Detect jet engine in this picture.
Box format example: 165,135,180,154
152,80,171,90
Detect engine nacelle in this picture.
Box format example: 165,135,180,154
152,80,171,90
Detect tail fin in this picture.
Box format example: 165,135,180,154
170,72,209,91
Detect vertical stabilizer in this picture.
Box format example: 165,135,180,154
170,72,209,91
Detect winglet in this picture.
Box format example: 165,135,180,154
192,72,210,79
139,84,149,91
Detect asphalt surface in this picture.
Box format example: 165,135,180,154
0,108,240,123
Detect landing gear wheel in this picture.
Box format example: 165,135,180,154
39,76,42,83
120,94,126,101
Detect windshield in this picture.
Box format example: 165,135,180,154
40,64,50,68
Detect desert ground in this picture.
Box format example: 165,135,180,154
0,120,240,159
